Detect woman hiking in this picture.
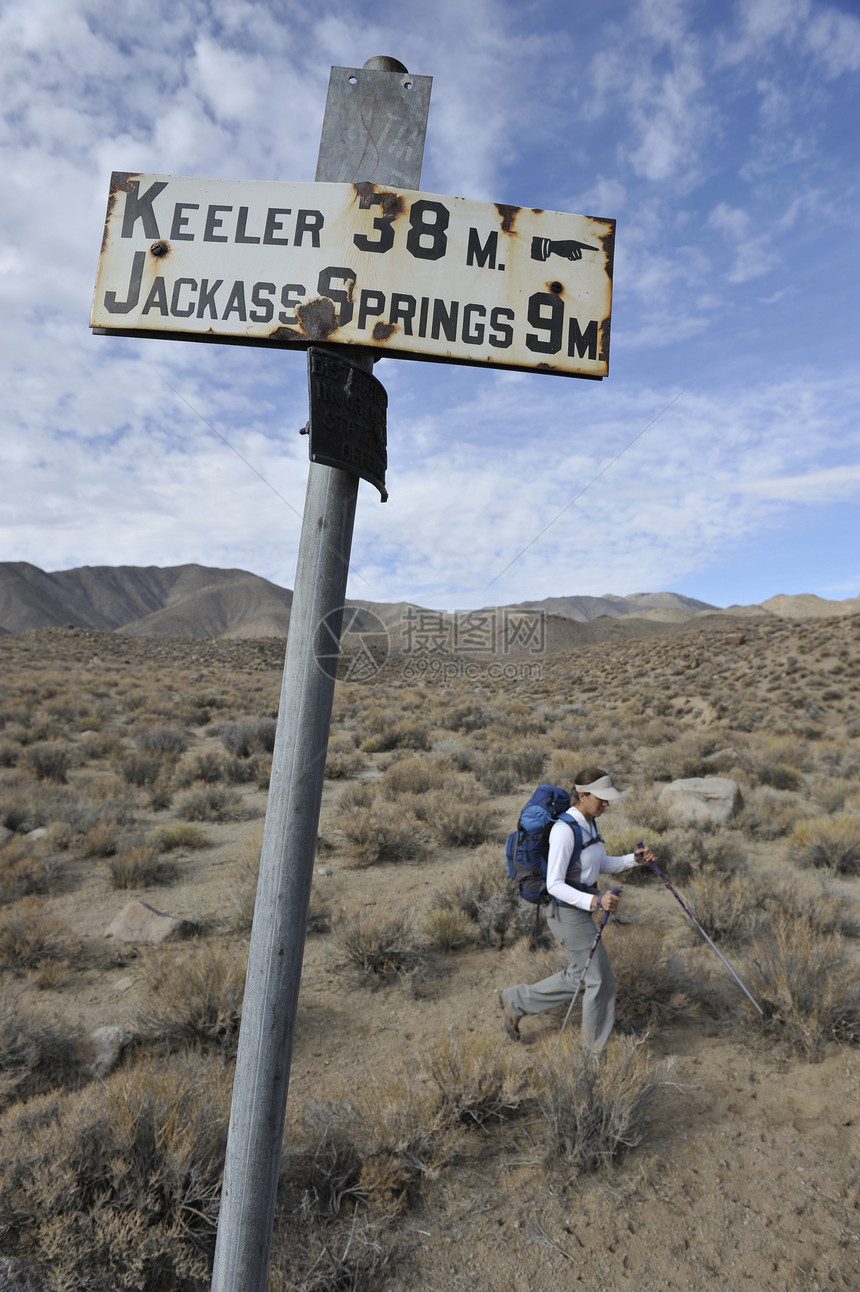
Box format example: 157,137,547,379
498,768,655,1051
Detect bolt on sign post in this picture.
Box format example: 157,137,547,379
89,55,615,1292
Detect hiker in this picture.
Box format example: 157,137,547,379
499,768,655,1050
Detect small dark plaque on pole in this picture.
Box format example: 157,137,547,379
307,348,389,501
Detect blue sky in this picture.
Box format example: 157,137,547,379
1,0,858,610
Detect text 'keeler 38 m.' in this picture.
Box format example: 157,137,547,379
91,173,614,379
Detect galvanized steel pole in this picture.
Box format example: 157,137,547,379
211,58,430,1292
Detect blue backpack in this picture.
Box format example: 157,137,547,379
506,783,582,905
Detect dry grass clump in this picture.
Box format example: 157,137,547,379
21,742,72,783
378,755,448,797
334,909,424,984
273,1080,450,1285
748,914,860,1059
0,1052,229,1291
139,943,244,1055
421,787,497,847
154,821,209,851
177,783,246,823
218,716,277,758
684,869,765,947
174,749,227,786
0,898,82,975
423,906,471,950
0,838,63,904
323,735,365,780
106,840,175,890
339,803,426,867
613,786,673,837
612,925,701,1030
430,849,546,948
732,785,809,839
474,744,545,793
788,813,860,875
535,1033,659,1175
133,725,189,755
0,1004,82,1111
421,1029,528,1128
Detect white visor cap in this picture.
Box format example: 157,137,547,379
574,774,622,801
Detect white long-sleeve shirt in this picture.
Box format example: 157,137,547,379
546,806,636,910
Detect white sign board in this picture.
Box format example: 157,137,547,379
91,172,614,379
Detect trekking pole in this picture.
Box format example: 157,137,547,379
559,887,622,1036
635,842,764,1016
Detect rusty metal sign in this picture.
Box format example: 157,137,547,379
91,172,614,378
306,348,388,500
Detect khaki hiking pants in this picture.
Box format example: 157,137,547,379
504,902,616,1050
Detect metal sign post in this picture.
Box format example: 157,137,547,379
209,58,430,1292
89,53,618,1291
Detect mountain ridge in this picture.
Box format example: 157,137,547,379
0,562,856,643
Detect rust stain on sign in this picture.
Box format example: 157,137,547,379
372,321,396,341
296,297,340,341
495,204,520,234
150,241,170,259
599,316,611,363
353,182,405,220
599,225,615,280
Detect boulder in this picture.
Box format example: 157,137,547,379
106,900,196,944
0,826,13,846
658,776,744,825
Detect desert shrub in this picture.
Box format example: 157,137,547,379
0,839,62,905
0,1053,229,1290
684,869,765,947
664,827,747,875
613,787,673,838
0,898,82,974
21,742,71,783
813,778,855,814
154,822,208,851
748,914,860,1059
439,703,491,732
421,1030,527,1128
139,944,244,1055
535,1034,658,1175
175,750,226,786
279,1078,449,1248
118,749,174,789
78,819,121,857
611,925,700,1030
177,784,245,823
379,756,447,797
475,744,546,790
788,813,860,875
324,735,365,781
732,785,809,839
339,804,426,866
106,841,174,890
424,792,496,847
423,906,471,951
218,717,277,758
80,730,125,760
134,725,189,755
0,1004,81,1110
334,909,424,984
